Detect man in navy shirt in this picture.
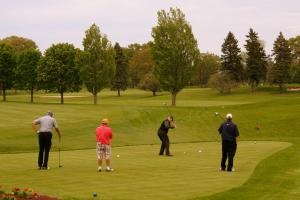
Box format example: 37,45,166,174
218,113,239,172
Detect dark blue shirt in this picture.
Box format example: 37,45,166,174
218,120,239,142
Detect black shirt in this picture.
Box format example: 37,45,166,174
158,120,174,135
218,120,239,142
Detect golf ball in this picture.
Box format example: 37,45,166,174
254,141,257,144
117,154,120,158
92,192,97,197
198,150,202,153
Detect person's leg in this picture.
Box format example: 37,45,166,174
158,134,165,155
220,141,228,170
227,142,237,171
165,135,171,156
38,133,45,169
105,144,111,171
43,133,52,168
96,143,103,171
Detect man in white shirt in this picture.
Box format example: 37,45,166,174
32,111,61,170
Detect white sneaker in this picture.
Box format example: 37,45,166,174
106,167,111,172
98,167,102,172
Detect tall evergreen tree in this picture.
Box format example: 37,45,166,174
111,42,128,96
16,48,41,103
80,23,115,104
272,32,292,91
245,28,267,92
0,43,16,101
152,7,199,106
221,32,243,82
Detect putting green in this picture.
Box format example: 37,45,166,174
0,141,290,200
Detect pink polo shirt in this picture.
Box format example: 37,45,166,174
96,124,112,144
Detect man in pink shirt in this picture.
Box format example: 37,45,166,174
96,118,113,172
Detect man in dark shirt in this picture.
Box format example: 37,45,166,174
157,116,176,156
218,113,239,172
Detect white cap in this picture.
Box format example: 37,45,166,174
226,113,233,119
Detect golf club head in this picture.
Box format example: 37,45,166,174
59,165,63,168
214,112,219,116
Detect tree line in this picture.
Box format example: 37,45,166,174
0,8,299,105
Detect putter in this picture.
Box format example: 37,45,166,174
59,141,62,168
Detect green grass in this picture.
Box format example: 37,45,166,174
0,142,290,200
0,87,299,199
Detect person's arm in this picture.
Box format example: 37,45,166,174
218,124,223,135
235,125,239,144
32,120,39,134
55,127,61,142
53,119,61,142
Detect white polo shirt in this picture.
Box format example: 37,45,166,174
34,115,58,132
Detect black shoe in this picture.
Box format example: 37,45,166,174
166,154,174,157
159,154,163,156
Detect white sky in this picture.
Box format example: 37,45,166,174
1,0,299,55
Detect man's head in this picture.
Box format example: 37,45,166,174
167,116,174,121
101,118,109,125
47,110,53,117
226,113,233,120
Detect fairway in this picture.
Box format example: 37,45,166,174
0,141,290,200
0,88,300,200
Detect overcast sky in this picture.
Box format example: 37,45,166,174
1,0,299,55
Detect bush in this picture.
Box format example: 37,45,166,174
208,72,238,93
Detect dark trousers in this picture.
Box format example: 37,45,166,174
221,140,237,171
158,133,170,155
38,132,52,168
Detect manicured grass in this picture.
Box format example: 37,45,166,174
0,142,289,200
0,87,299,199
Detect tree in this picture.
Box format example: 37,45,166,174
128,44,154,88
244,28,267,92
271,32,292,91
38,43,81,104
221,32,243,82
1,36,37,55
152,7,199,106
111,43,128,96
0,44,16,101
288,36,300,83
15,48,41,103
81,23,115,104
192,53,220,87
138,72,160,96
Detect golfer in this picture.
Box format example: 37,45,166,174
32,111,61,170
96,118,113,172
157,116,176,156
218,113,239,172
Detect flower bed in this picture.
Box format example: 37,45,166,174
0,187,58,200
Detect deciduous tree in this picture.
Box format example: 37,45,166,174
0,44,16,101
152,7,199,106
16,49,41,103
38,43,81,104
80,24,115,104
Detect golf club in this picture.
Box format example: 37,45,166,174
214,112,225,121
163,102,172,116
59,140,62,168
